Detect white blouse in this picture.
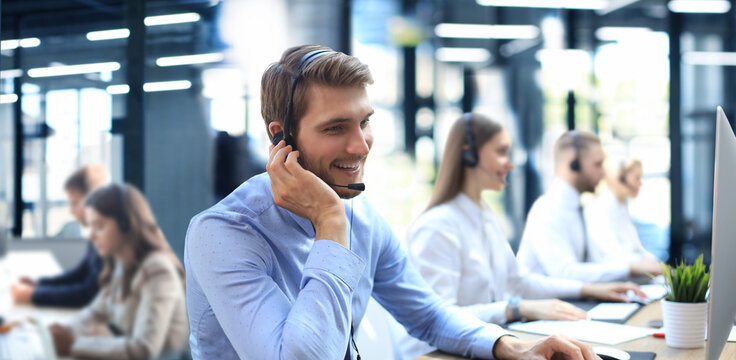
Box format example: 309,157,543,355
584,189,656,263
408,193,583,325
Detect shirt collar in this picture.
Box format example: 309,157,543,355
549,177,582,209
452,192,493,228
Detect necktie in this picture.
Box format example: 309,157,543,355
579,206,589,262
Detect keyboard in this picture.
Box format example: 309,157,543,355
0,323,55,360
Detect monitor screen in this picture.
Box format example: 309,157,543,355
705,106,736,359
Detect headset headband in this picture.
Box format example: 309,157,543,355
282,49,335,147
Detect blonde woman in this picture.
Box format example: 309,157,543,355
584,159,659,264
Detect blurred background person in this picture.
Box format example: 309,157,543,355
399,114,643,359
517,132,661,283
47,183,188,360
585,158,659,265
10,165,107,307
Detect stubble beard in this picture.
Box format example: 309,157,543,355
298,154,363,199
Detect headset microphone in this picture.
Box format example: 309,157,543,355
326,182,366,191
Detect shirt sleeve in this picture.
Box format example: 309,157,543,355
374,225,509,359
186,214,367,360
408,224,508,324
520,205,630,283
31,245,102,307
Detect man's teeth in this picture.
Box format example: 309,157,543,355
335,163,359,170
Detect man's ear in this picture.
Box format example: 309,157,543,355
268,122,284,138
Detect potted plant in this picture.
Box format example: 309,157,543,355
660,254,710,348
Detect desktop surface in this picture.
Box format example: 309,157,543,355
416,300,736,360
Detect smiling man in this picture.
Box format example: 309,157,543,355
184,45,601,360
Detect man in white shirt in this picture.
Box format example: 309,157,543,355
517,131,661,283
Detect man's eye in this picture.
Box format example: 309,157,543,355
325,126,342,133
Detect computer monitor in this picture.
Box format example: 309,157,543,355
705,106,736,359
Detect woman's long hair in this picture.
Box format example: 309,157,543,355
426,113,503,210
85,183,184,298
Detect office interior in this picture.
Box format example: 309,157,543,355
0,0,732,280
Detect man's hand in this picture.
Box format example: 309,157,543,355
629,257,662,277
267,140,347,246
517,299,588,322
19,276,35,286
10,282,33,304
581,282,646,302
48,323,75,356
493,334,601,360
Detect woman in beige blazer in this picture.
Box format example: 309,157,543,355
48,183,189,360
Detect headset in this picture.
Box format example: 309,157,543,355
461,113,478,167
271,49,333,148
619,162,628,186
270,48,365,192
569,130,581,172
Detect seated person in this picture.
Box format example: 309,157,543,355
185,44,602,360
48,183,189,360
585,158,659,264
11,165,107,307
401,114,643,358
517,130,661,282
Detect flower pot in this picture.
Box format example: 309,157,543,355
661,299,707,348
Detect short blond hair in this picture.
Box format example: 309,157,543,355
554,130,601,169
260,45,374,141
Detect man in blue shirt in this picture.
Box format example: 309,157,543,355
185,45,601,359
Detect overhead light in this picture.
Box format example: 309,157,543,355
477,0,608,10
0,94,18,104
144,12,201,26
28,62,121,78
668,0,730,13
435,24,539,39
0,69,23,79
156,53,225,67
683,51,736,66
106,81,193,94
1,37,41,51
106,84,130,95
595,27,652,41
87,29,130,41
435,47,492,62
144,80,191,92
85,12,201,43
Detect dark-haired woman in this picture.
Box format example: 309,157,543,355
48,183,188,360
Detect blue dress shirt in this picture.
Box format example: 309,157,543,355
185,173,509,359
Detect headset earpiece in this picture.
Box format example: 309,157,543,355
271,131,284,146
461,113,478,167
569,131,581,172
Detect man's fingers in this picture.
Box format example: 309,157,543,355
544,335,586,360
569,338,601,360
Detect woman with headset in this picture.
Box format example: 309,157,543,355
584,158,659,264
47,183,188,360
407,113,643,326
